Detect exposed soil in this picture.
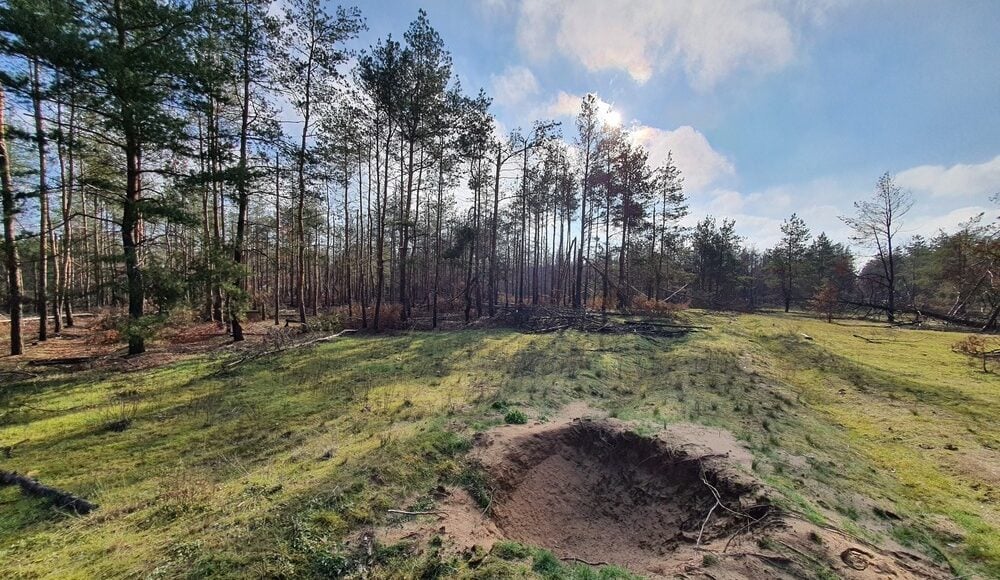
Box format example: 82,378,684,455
478,417,767,572
379,407,953,579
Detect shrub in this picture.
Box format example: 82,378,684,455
315,312,344,333
630,296,690,315
953,334,997,356
492,541,531,561
504,409,527,424
531,549,561,576
375,303,404,329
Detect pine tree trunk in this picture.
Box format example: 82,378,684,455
273,152,281,326
31,60,49,341
231,0,253,342
1,86,24,355
60,95,75,327
399,139,415,321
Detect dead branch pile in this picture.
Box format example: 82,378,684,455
489,306,707,337
0,470,96,514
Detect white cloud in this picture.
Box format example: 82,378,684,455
706,189,746,214
629,125,734,191
907,206,992,238
478,0,513,12
546,91,585,118
537,93,732,192
515,0,814,89
544,91,622,126
489,65,540,107
896,155,1000,198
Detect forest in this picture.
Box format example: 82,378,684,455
1,2,999,579
0,0,996,358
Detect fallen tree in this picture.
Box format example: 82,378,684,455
839,300,996,330
0,470,96,514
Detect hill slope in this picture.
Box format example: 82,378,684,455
1,312,996,578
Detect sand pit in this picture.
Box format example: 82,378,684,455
478,418,768,570
378,408,952,578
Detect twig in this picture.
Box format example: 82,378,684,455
559,556,609,566
387,508,444,516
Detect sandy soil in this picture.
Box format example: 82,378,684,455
376,404,952,579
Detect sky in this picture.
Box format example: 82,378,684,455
347,0,999,248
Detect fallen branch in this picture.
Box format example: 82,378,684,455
559,556,609,566
222,328,359,370
294,328,360,348
0,471,96,514
386,508,444,516
19,403,87,414
2,439,29,458
0,370,40,381
27,356,99,367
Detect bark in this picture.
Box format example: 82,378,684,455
432,156,443,328
273,152,280,325
30,60,49,341
373,128,392,330
60,91,75,327
343,159,352,316
398,139,415,321
489,146,502,315
121,139,144,355
230,0,253,342
574,136,591,309
1,86,24,355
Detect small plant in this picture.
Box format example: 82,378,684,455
315,312,344,332
492,541,531,561
101,398,138,432
702,553,719,566
531,549,561,576
504,409,527,424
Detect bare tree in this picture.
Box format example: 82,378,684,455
841,173,912,322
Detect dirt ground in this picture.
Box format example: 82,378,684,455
378,405,952,579
0,313,287,375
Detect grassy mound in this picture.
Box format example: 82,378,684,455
0,312,997,577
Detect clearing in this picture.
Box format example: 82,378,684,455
0,311,997,578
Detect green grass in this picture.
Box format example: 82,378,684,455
0,312,997,578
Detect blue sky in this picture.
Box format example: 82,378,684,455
346,0,999,248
